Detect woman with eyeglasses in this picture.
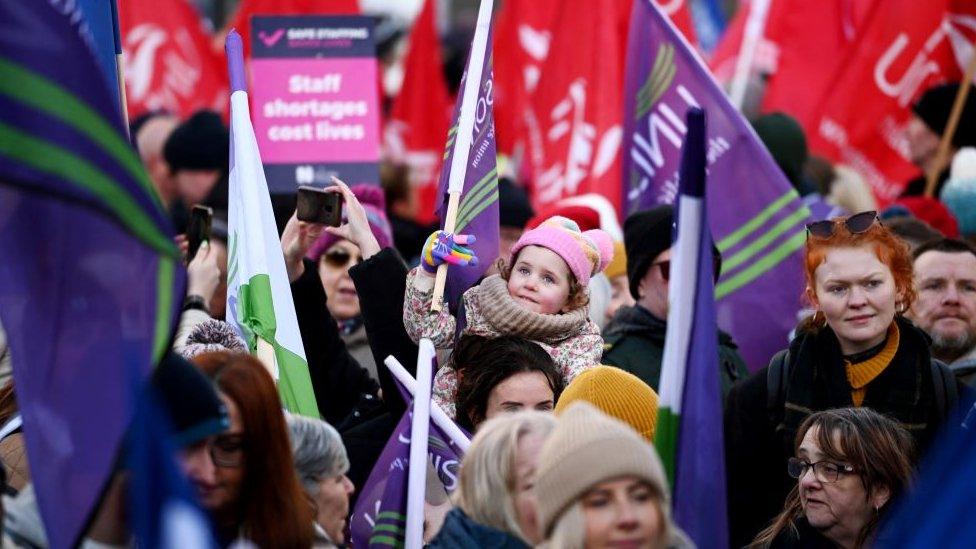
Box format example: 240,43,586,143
725,211,961,547
192,351,315,547
750,408,914,548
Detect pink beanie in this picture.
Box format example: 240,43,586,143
307,184,394,261
510,216,613,287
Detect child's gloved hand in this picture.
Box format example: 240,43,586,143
421,230,478,274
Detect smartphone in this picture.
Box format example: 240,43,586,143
296,185,343,226
186,204,213,262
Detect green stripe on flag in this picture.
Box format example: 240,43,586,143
720,208,809,274
654,406,679,486
377,511,407,522
455,169,498,230
237,274,320,417
152,257,176,364
716,191,797,252
0,121,175,255
369,535,404,547
0,58,165,213
456,188,498,234
716,231,806,299
373,524,405,534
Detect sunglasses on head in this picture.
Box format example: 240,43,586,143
805,210,879,239
322,248,361,268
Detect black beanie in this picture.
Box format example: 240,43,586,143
913,83,976,149
151,352,228,447
752,112,808,187
498,176,535,229
624,205,674,300
163,110,229,173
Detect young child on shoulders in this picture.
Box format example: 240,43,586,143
404,216,614,418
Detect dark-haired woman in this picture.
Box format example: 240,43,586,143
725,211,962,546
750,408,914,548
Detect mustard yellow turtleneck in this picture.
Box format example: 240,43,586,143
844,323,900,407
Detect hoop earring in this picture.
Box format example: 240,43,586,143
812,310,827,328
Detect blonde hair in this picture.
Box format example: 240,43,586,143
453,411,557,543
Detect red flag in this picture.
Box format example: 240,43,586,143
760,0,877,129
657,0,699,47
385,0,452,225
223,0,359,58
119,0,228,119
524,0,633,213
805,0,976,203
708,0,789,86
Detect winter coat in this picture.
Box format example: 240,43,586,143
602,304,749,397
724,317,957,548
404,269,602,419
950,347,976,388
426,508,530,549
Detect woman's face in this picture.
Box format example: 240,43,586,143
200,393,246,515
483,371,555,423
797,426,890,547
811,246,898,355
512,430,548,544
313,473,355,544
317,240,362,321
581,476,664,549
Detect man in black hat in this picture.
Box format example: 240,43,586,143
164,110,230,231
903,82,976,197
602,205,749,396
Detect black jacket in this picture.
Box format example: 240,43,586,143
427,508,530,549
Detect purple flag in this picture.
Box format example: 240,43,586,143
623,0,811,369
435,23,499,314
350,400,465,547
0,2,183,547
655,108,728,547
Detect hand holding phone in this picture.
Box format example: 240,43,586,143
186,205,213,262
296,185,343,226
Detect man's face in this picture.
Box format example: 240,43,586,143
175,169,221,205
905,115,942,172
637,248,671,319
910,250,976,361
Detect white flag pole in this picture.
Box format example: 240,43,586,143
729,0,771,110
384,355,471,452
405,339,436,548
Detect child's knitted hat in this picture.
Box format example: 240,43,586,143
509,216,614,287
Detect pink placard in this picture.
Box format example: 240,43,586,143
250,57,380,164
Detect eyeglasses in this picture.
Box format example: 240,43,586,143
322,248,362,269
806,210,879,239
211,434,245,468
787,457,855,483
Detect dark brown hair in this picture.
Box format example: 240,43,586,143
496,251,589,312
192,352,314,547
750,408,914,548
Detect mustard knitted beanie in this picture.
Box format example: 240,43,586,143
555,365,659,442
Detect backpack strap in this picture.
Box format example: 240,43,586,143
766,349,790,422
930,359,958,419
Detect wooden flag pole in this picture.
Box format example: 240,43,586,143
430,193,460,312
110,0,130,137
925,48,976,197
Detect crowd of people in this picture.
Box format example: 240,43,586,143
4,14,976,545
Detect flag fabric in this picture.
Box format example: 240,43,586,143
803,0,976,203
691,0,728,53
878,403,976,547
385,0,452,226
224,31,319,417
436,11,500,314
653,107,728,548
0,2,184,547
660,0,699,48
130,388,217,549
223,0,359,59
349,390,465,547
707,0,785,86
624,0,811,370
524,0,632,213
119,0,228,119
77,0,123,107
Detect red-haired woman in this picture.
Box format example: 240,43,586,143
724,211,962,547
193,351,314,547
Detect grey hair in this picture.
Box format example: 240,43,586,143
286,413,350,495
454,410,557,543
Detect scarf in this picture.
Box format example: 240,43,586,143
471,275,589,343
779,316,936,451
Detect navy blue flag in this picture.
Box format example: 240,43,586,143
0,1,183,546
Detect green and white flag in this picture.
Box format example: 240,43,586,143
224,31,318,417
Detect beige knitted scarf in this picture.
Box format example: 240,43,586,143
472,275,589,343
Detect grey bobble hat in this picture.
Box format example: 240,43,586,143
533,401,670,537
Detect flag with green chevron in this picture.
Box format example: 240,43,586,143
624,0,812,370
224,31,318,417
0,1,184,546
436,20,499,314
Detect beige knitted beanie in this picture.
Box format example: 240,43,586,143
534,401,669,537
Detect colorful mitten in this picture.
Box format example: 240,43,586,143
421,230,478,274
